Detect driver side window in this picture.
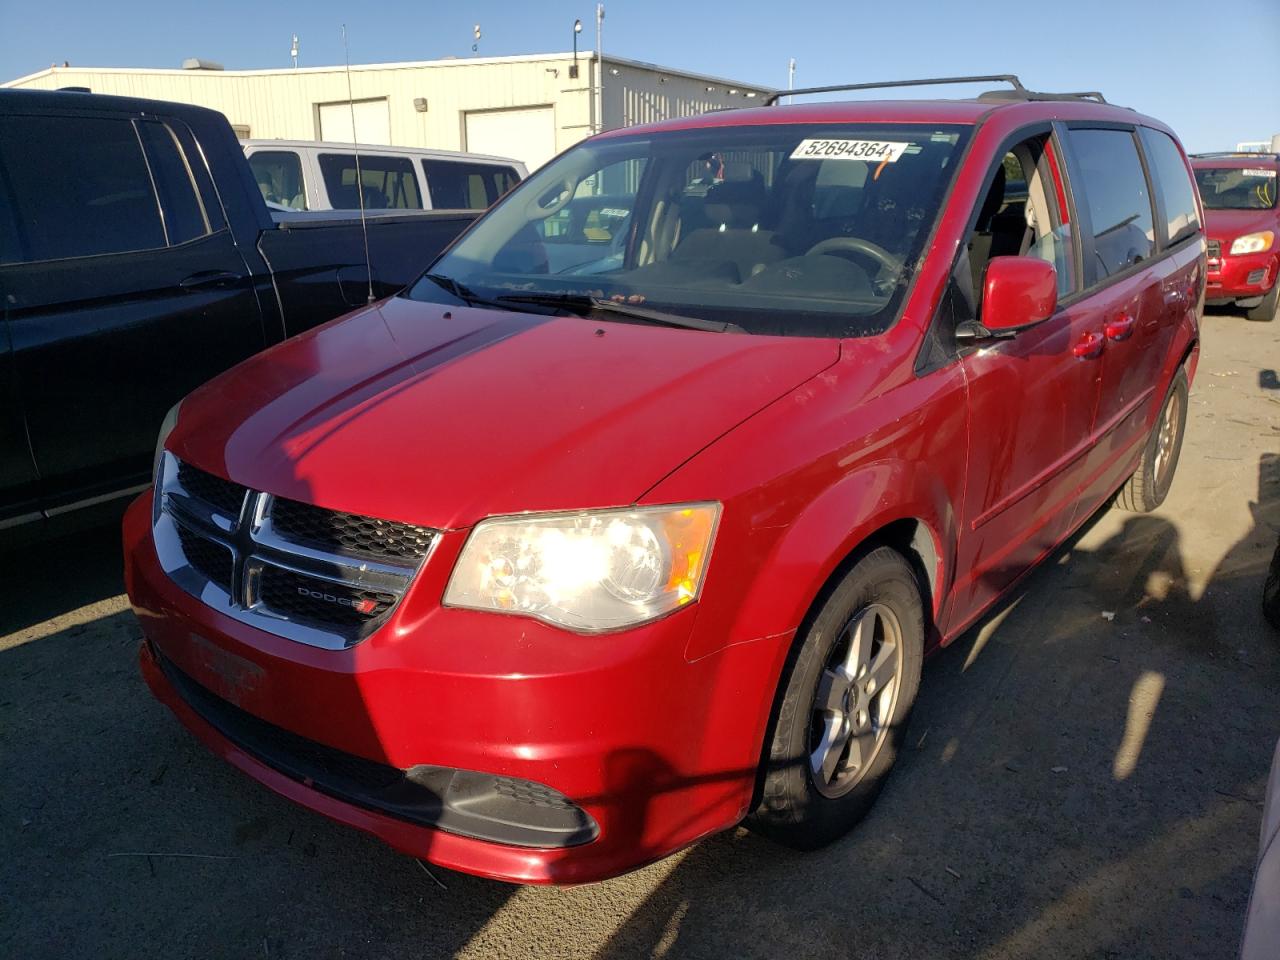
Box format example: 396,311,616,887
966,135,1077,311
531,158,645,273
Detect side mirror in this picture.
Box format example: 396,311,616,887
958,256,1058,342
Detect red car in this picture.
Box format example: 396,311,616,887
1191,152,1279,321
124,76,1204,884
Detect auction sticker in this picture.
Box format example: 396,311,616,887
1243,168,1276,178
790,139,911,162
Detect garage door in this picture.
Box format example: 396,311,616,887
465,107,556,172
317,99,391,146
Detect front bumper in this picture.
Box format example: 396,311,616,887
124,493,782,884
1205,247,1277,301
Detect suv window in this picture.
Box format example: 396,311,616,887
422,160,521,210
1138,128,1201,246
248,150,308,211
137,120,213,244
0,115,166,263
318,153,422,210
1069,128,1155,281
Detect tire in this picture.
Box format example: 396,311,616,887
749,547,924,850
1265,538,1280,632
1245,283,1279,322
1116,367,1189,513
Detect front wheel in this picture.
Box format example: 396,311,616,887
1245,282,1279,322
1116,367,1189,513
749,547,924,849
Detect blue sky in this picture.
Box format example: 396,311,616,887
1,0,1276,152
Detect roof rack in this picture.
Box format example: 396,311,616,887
765,74,1111,107
1190,151,1280,160
764,75,1025,107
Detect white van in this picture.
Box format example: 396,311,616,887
242,141,528,213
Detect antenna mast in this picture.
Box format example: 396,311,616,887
341,24,375,305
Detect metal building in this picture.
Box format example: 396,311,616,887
3,54,774,171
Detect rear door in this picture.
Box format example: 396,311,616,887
1058,124,1190,517
0,109,266,510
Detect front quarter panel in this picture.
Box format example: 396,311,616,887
645,339,968,664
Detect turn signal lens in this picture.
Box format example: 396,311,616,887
444,503,721,632
1229,231,1274,256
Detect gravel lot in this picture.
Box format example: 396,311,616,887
2,308,1277,960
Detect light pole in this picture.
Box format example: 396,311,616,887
594,4,604,133
571,19,582,79
788,58,796,104
290,34,299,69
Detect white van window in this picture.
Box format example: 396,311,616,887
422,160,521,210
318,154,422,210
248,151,308,211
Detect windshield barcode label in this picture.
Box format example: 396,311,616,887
789,139,911,162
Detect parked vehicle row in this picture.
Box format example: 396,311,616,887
125,76,1205,883
0,90,479,539
243,140,526,214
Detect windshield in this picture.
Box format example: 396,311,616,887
1194,166,1278,210
407,124,970,337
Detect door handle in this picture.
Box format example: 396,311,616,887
1104,315,1135,341
1072,330,1105,359
179,270,244,290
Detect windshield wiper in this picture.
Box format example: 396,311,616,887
493,292,745,334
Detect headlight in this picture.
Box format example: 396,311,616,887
151,401,182,523
153,400,182,484
444,503,721,632
1229,231,1274,256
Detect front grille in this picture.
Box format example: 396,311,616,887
155,454,436,649
270,497,435,563
257,566,396,631
176,461,248,517
158,653,597,847
176,523,233,593
1207,239,1221,259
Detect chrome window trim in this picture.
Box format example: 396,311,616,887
152,452,435,650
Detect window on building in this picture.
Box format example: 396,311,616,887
0,115,166,262
1138,128,1201,246
1068,128,1155,281
248,151,309,211
422,160,521,210
318,153,422,210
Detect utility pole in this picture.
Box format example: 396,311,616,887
594,4,605,133
788,58,796,104
290,34,299,69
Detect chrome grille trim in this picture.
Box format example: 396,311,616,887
152,453,437,650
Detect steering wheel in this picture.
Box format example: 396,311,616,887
526,177,576,220
804,236,904,277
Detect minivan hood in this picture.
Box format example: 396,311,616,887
170,296,839,529
1203,207,1277,243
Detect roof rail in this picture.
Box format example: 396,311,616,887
1190,151,1280,160
763,74,1026,107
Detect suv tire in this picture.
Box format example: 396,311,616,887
1117,367,1189,513
750,547,924,850
1246,283,1279,322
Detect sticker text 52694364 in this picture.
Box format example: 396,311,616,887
789,139,912,162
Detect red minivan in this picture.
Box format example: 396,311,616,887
1190,152,1279,321
124,77,1204,884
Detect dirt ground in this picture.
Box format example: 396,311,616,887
2,307,1277,960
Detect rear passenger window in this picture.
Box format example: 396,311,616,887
0,115,166,262
136,121,213,245
1138,128,1201,246
422,160,521,210
318,153,421,210
1069,128,1155,281
248,150,308,210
